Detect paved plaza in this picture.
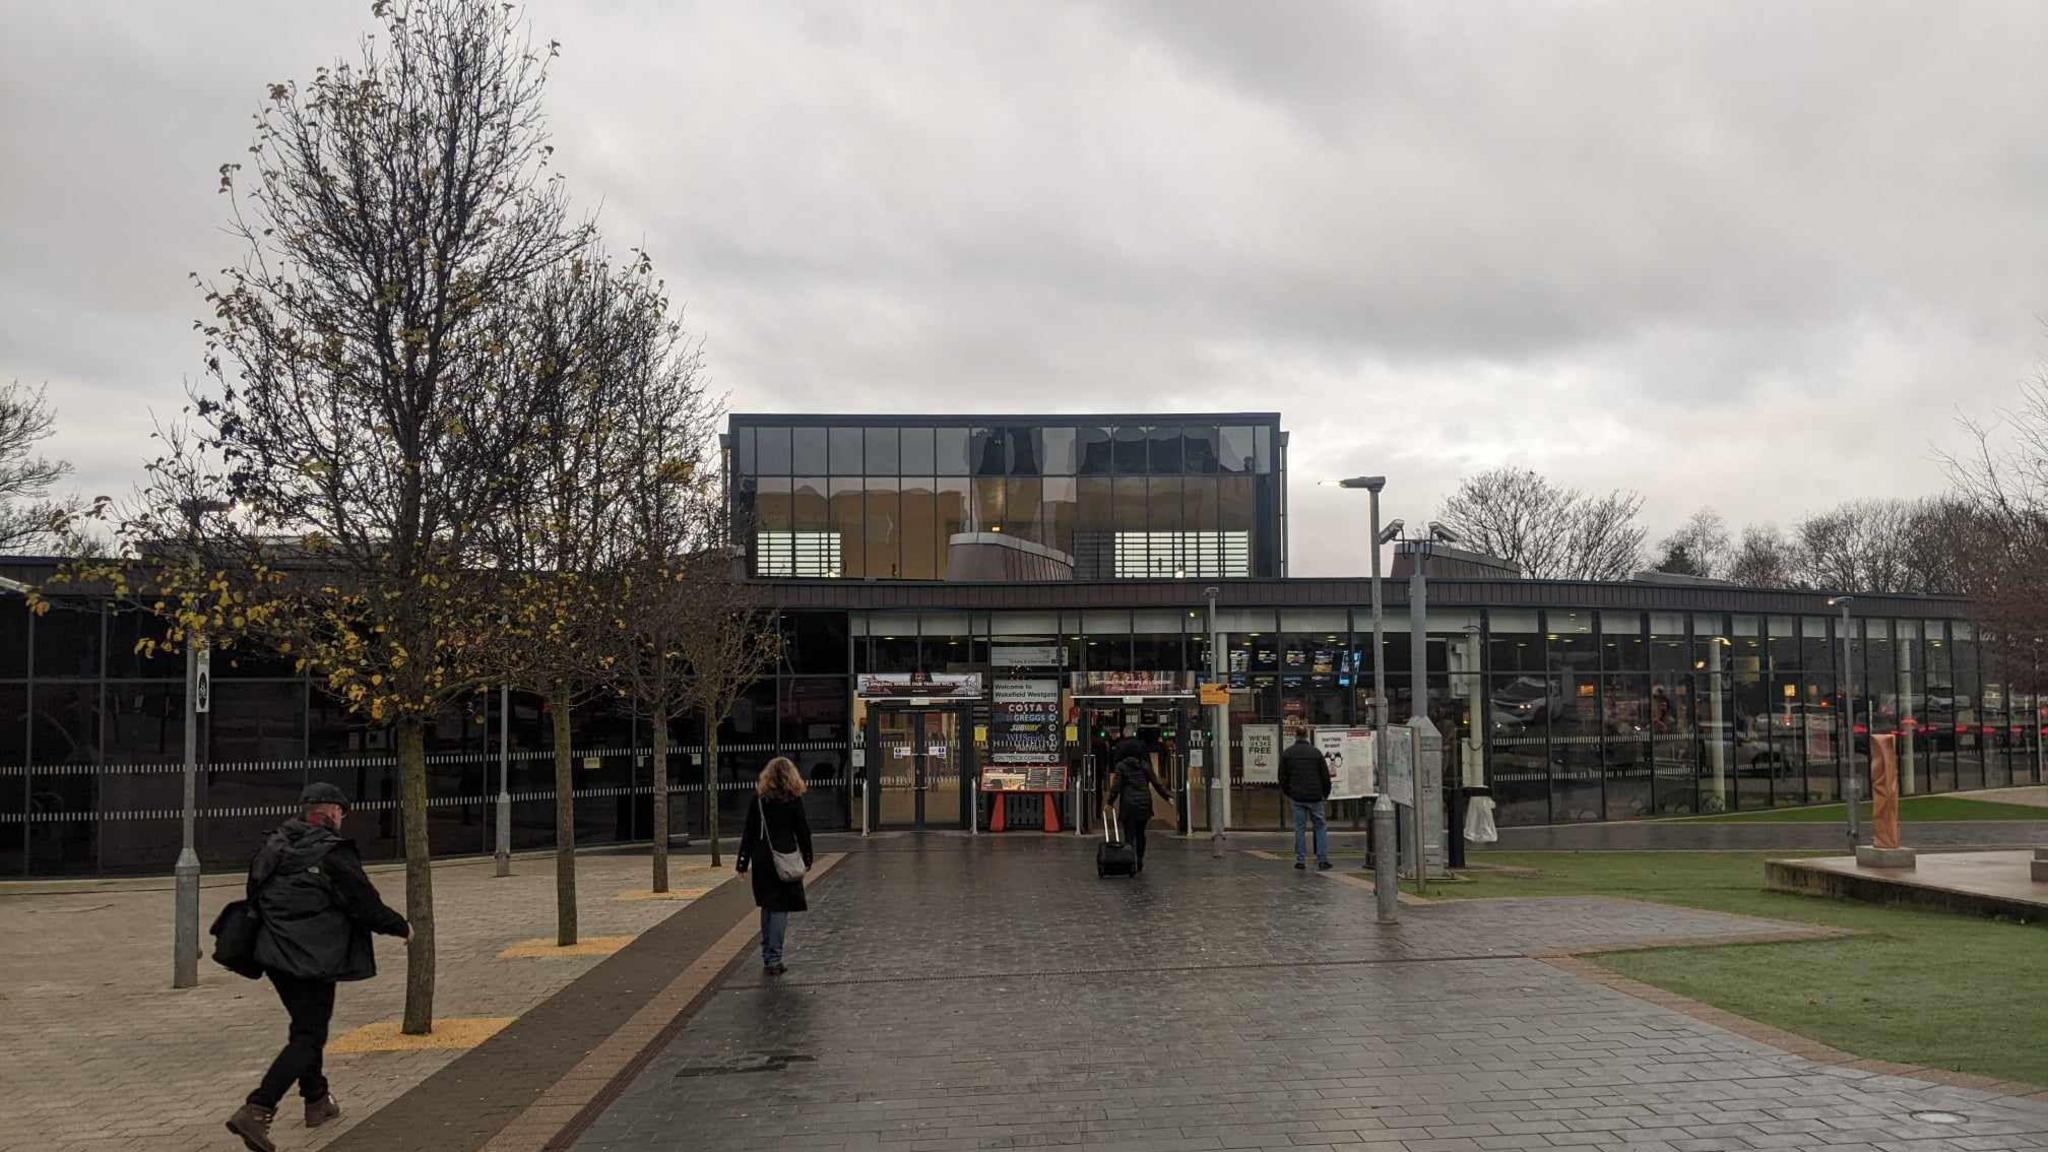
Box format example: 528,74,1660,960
579,837,2048,1152
0,852,725,1152
5,835,2048,1151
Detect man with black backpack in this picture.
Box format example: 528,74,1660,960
1105,720,1174,873
225,783,408,1152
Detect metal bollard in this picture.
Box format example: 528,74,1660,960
1372,793,1399,924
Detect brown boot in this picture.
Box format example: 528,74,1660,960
225,1102,277,1152
305,1092,343,1128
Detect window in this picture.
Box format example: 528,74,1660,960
730,426,755,474
1183,425,1219,473
1218,426,1255,474
1253,425,1273,473
935,426,970,475
830,478,864,578
755,532,841,578
792,427,827,473
1077,426,1114,475
864,426,899,475
1040,427,1076,474
755,426,792,474
900,478,938,580
973,476,1005,533
1005,427,1041,475
899,426,935,474
864,479,900,578
829,427,864,474
935,477,970,574
1148,425,1184,473
1004,477,1043,545
1040,477,1077,558
971,428,1006,476
1112,426,1147,474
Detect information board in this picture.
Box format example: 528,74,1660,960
984,679,1065,792
1382,726,1414,806
1316,727,1377,801
1242,724,1280,784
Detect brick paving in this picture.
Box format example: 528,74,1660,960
575,836,2048,1152
0,851,729,1152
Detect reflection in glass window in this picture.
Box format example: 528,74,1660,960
829,427,864,474
900,478,938,580
730,426,755,475
973,477,1005,533
1077,426,1114,474
1182,425,1219,473
1005,427,1041,475
864,426,899,475
935,477,969,574
899,426,935,474
755,426,791,474
1040,427,1076,474
1148,425,1184,473
1113,426,1147,474
865,479,900,578
830,478,865,578
792,427,827,473
1218,426,1255,473
935,426,970,475
971,428,1006,476
1040,477,1077,558
1004,477,1043,545
1253,425,1273,473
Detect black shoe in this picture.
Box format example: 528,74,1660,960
1317,861,1333,871
765,963,787,976
1294,861,1305,870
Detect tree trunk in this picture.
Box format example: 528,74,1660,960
398,716,436,1035
553,680,577,946
651,717,670,893
706,722,721,867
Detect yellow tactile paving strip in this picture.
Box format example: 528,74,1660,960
497,936,636,960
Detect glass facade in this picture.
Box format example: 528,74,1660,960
732,416,1284,580
3,577,2021,875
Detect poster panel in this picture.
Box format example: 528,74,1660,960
985,678,1066,791
1321,727,1377,800
1242,724,1280,784
856,672,982,700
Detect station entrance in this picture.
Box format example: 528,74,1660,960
1069,677,1205,835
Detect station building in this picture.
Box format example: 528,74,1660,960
1,412,2028,875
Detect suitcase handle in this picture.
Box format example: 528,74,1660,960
1102,808,1120,844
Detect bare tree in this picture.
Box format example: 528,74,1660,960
1945,381,2048,688
1652,509,1730,578
0,382,91,552
484,251,671,944
1791,498,1963,595
1436,466,1645,580
1725,523,1802,588
126,0,588,1034
679,553,782,869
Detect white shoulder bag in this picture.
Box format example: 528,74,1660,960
758,796,808,882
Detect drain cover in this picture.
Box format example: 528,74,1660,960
1910,1111,1967,1125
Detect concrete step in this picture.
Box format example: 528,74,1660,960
2034,857,2048,884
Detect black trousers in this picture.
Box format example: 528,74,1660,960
250,971,336,1108
1119,804,1151,866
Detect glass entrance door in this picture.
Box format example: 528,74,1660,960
872,709,965,829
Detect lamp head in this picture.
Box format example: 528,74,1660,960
1826,595,1854,608
1337,475,1386,493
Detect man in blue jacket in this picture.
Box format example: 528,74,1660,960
226,783,408,1152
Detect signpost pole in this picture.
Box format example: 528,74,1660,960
495,683,511,877
1206,587,1227,857
1366,480,1395,921
1408,551,1429,890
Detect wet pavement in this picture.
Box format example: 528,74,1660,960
1488,820,2048,852
573,835,2048,1151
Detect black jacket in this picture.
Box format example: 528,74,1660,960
1279,739,1332,803
248,818,408,982
738,794,814,913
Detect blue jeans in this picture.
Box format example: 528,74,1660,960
1292,800,1329,865
761,909,789,968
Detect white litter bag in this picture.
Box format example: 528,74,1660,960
1462,795,1498,844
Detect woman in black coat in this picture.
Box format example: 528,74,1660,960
736,756,815,975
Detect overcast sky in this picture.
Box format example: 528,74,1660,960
5,2,2047,574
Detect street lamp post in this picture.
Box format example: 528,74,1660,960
1338,476,1398,924
174,629,206,988
496,682,511,877
1830,596,1858,853
1205,585,1226,857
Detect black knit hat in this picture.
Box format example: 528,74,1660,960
301,782,352,812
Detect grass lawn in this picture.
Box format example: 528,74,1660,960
1683,795,2048,823
1442,851,2048,1086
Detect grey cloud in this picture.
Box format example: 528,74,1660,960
4,1,2045,570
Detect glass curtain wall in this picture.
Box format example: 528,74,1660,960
737,418,1280,580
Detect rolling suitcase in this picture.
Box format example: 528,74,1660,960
1097,809,1138,878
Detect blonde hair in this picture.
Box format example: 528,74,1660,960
757,756,807,799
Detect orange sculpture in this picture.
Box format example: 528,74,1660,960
1870,734,1900,850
